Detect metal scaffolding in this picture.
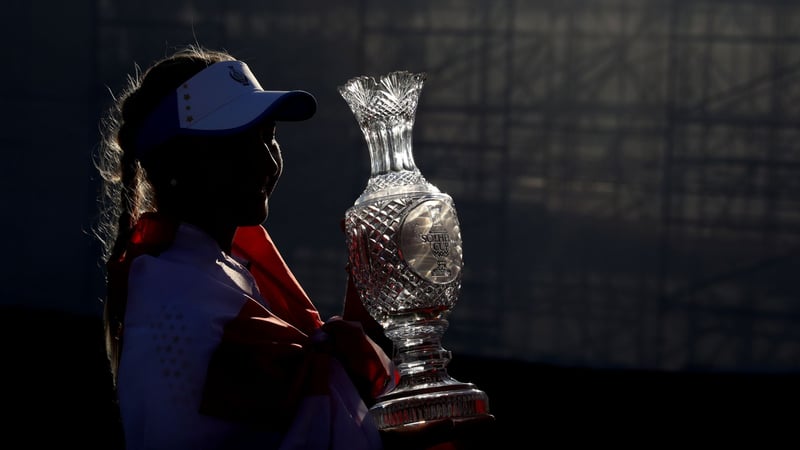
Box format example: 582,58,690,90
354,0,800,371
92,0,800,371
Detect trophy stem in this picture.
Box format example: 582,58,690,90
386,310,453,389
367,310,491,429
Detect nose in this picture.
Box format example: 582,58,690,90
266,139,282,178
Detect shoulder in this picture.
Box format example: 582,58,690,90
126,254,250,323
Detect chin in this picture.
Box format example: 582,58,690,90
237,209,268,227
252,211,269,226
234,197,269,226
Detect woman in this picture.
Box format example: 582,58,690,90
95,45,398,450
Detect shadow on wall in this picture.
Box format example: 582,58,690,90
3,306,796,447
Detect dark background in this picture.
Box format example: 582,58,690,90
3,0,799,446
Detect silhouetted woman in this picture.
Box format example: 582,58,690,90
95,45,394,450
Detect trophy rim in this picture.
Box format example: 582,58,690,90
337,70,428,95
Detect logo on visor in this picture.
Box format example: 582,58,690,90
228,65,250,86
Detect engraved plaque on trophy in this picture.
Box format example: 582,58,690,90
339,71,490,429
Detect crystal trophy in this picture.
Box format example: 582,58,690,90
339,71,490,429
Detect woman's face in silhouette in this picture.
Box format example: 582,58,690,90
170,121,282,227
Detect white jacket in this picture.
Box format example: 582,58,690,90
117,223,385,450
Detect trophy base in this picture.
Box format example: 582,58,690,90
369,377,491,430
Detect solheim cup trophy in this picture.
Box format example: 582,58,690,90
339,71,491,429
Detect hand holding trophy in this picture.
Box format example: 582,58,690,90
338,71,492,438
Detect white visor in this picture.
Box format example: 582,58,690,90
135,60,316,158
